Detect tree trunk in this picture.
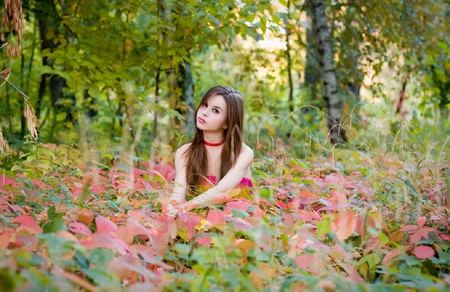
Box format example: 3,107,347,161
312,0,346,145
285,0,294,113
304,1,321,109
178,59,195,135
396,80,407,115
36,13,50,124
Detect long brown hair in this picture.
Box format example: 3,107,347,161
184,86,244,186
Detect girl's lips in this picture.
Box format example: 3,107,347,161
198,117,206,124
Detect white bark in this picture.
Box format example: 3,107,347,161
312,0,346,144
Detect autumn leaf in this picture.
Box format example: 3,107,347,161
414,245,435,259
416,216,427,228
12,215,43,234
95,216,117,234
332,212,358,241
206,210,226,226
383,249,403,265
69,222,93,236
295,254,328,274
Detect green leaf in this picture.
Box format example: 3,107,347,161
0,268,17,292
231,209,250,218
89,248,116,266
43,217,67,233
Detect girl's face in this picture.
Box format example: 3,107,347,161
196,94,228,133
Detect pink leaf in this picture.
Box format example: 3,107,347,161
295,255,327,274
126,218,152,237
414,245,435,259
319,202,351,211
224,200,249,212
69,222,93,236
12,215,42,234
196,236,212,246
332,212,357,241
95,216,117,234
325,174,341,184
91,184,106,194
0,175,15,186
339,262,365,283
441,234,450,241
133,168,148,177
133,244,172,270
416,216,427,228
85,234,116,249
383,249,402,265
206,210,226,226
401,225,418,231
178,212,201,230
329,190,347,203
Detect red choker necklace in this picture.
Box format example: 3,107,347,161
204,139,225,147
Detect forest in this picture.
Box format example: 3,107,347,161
1,0,450,291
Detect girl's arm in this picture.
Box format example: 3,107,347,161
169,145,189,203
189,145,254,207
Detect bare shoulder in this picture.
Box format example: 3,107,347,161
239,143,254,160
175,143,191,156
174,143,191,163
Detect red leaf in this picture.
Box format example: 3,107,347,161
409,228,433,244
416,216,427,228
85,234,116,249
383,249,402,265
91,184,106,194
69,222,92,236
414,245,435,259
401,225,418,231
206,210,226,226
132,244,172,270
0,230,12,249
295,255,327,274
178,212,201,230
126,218,152,237
95,216,117,234
12,215,42,234
224,200,250,212
441,234,450,241
196,236,212,246
332,212,357,241
133,168,148,177
325,173,342,184
275,200,288,210
299,190,317,198
329,190,347,204
0,175,15,186
319,202,351,211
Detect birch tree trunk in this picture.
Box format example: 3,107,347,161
312,0,346,145
178,60,195,135
304,1,320,108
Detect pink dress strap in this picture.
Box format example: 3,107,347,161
203,176,253,188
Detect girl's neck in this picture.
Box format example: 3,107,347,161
204,139,225,147
202,132,225,146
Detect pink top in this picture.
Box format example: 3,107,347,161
202,175,253,188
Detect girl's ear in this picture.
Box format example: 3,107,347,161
223,124,228,129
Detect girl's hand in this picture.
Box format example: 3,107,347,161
167,203,179,216
179,201,197,212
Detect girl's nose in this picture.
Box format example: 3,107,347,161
202,108,209,116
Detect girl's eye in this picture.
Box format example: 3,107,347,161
212,108,219,113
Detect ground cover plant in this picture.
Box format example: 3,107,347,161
0,120,449,292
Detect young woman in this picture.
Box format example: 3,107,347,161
169,86,254,213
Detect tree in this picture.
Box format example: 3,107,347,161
1,0,38,152
311,0,346,145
